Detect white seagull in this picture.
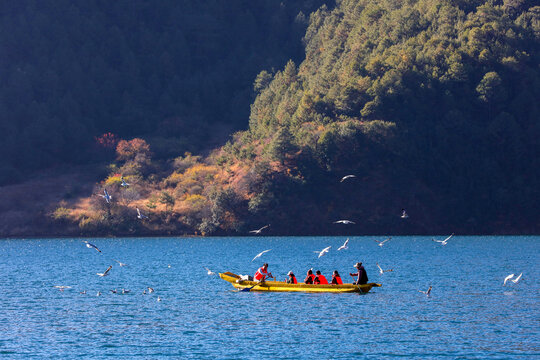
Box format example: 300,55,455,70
249,224,270,234
504,273,523,285
337,238,349,251
340,175,356,182
99,189,112,203
148,287,155,293
432,233,454,246
374,237,391,247
334,220,355,225
136,208,148,220
113,259,127,267
251,249,272,262
157,296,161,302
120,177,130,187
314,246,331,258
204,267,216,276
84,241,102,253
97,265,112,277
401,209,409,219
376,263,394,274
419,286,432,296
53,285,71,291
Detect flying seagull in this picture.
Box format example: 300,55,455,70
337,238,349,251
334,220,355,225
504,273,523,285
251,249,271,262
249,224,270,234
157,296,162,302
432,233,454,246
340,175,356,182
53,285,71,291
120,177,130,187
148,287,154,293
204,267,216,276
376,263,394,274
136,208,148,220
97,265,112,277
113,259,127,267
419,286,432,296
314,246,331,258
401,209,409,219
374,237,391,247
99,189,112,203
84,241,102,253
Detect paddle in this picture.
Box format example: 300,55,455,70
240,274,274,292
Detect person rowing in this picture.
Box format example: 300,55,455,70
254,263,273,282
350,262,368,285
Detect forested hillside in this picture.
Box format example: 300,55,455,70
2,0,539,236
0,0,330,184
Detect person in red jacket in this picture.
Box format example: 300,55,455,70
314,270,328,284
304,269,315,284
331,270,343,285
286,271,297,284
254,263,272,282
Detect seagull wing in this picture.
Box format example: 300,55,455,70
511,273,522,283
103,265,112,276
443,233,454,242
503,273,515,285
137,208,141,216
377,263,383,272
251,249,271,262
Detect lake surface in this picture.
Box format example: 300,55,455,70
0,236,538,359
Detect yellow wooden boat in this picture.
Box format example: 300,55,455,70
219,272,381,293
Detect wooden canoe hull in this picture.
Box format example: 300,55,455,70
219,272,381,293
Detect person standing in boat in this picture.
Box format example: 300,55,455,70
254,263,272,282
304,269,315,284
286,271,297,284
331,270,343,285
350,262,368,285
313,270,328,284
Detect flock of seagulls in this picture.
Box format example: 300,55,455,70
58,241,165,301
96,177,150,221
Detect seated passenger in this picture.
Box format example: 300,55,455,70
286,271,297,284
314,270,328,284
304,269,315,284
331,270,343,285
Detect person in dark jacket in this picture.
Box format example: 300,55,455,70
304,269,315,284
331,270,343,285
350,262,368,285
286,271,297,284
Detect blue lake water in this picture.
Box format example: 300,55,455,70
0,236,538,359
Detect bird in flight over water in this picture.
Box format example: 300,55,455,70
204,267,216,276
249,224,270,234
374,237,391,247
504,273,523,285
340,175,356,182
314,246,331,258
376,263,394,274
334,220,355,225
251,249,272,262
113,259,127,267
97,265,112,277
419,286,432,296
337,238,349,251
84,241,102,253
432,233,454,246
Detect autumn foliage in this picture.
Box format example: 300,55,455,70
116,138,151,161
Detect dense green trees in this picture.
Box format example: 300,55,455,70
0,0,331,184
